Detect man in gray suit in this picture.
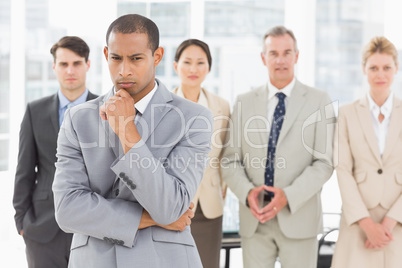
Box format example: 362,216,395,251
52,14,212,268
13,36,98,267
221,26,335,267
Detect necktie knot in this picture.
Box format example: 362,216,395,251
276,92,286,102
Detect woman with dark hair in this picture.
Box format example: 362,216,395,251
173,39,230,268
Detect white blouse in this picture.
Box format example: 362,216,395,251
367,92,393,156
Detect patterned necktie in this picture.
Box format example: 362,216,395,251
264,92,286,196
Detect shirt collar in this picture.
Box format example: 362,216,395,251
367,92,393,119
134,80,158,114
267,77,295,100
58,88,89,108
176,87,209,108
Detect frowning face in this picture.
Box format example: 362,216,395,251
104,31,163,102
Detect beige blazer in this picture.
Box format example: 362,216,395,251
335,96,402,225
173,88,230,219
221,80,335,239
332,96,402,267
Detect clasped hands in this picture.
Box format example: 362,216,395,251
100,89,140,153
359,216,397,249
247,185,288,224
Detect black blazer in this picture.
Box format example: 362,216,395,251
13,91,98,243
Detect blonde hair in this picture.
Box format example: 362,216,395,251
362,36,398,67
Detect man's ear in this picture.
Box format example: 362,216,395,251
261,52,267,66
103,46,108,61
294,50,299,64
153,47,164,67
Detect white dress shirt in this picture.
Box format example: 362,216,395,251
134,81,158,115
266,78,295,130
367,92,393,156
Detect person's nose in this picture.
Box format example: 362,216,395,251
189,63,197,73
275,55,285,64
378,69,386,78
119,59,132,77
66,65,74,74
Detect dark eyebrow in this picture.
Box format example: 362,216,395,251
128,53,145,58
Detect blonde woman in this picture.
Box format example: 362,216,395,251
173,39,230,268
332,36,402,267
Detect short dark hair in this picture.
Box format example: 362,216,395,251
50,36,90,62
174,39,212,71
262,26,298,53
106,14,159,54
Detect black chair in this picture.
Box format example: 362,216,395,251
317,228,339,268
221,232,241,268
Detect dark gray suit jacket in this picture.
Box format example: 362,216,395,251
13,91,98,243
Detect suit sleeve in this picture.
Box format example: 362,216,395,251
282,93,335,214
334,107,370,225
53,109,143,248
13,104,37,234
386,190,402,223
110,109,213,225
221,96,256,206
218,100,231,198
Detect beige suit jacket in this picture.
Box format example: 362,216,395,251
335,96,402,226
173,88,230,218
221,80,335,239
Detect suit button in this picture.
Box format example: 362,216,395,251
130,183,136,190
115,189,119,196
119,172,126,178
378,169,383,174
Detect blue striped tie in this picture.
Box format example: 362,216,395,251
265,92,286,196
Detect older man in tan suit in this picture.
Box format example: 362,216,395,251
221,26,335,267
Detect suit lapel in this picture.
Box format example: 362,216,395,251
382,97,402,162
86,91,98,101
139,82,173,143
356,97,382,165
252,85,269,145
203,88,221,117
50,94,59,134
277,81,306,146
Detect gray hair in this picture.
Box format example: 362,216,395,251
262,26,298,54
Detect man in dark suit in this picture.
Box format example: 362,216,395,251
13,36,98,267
